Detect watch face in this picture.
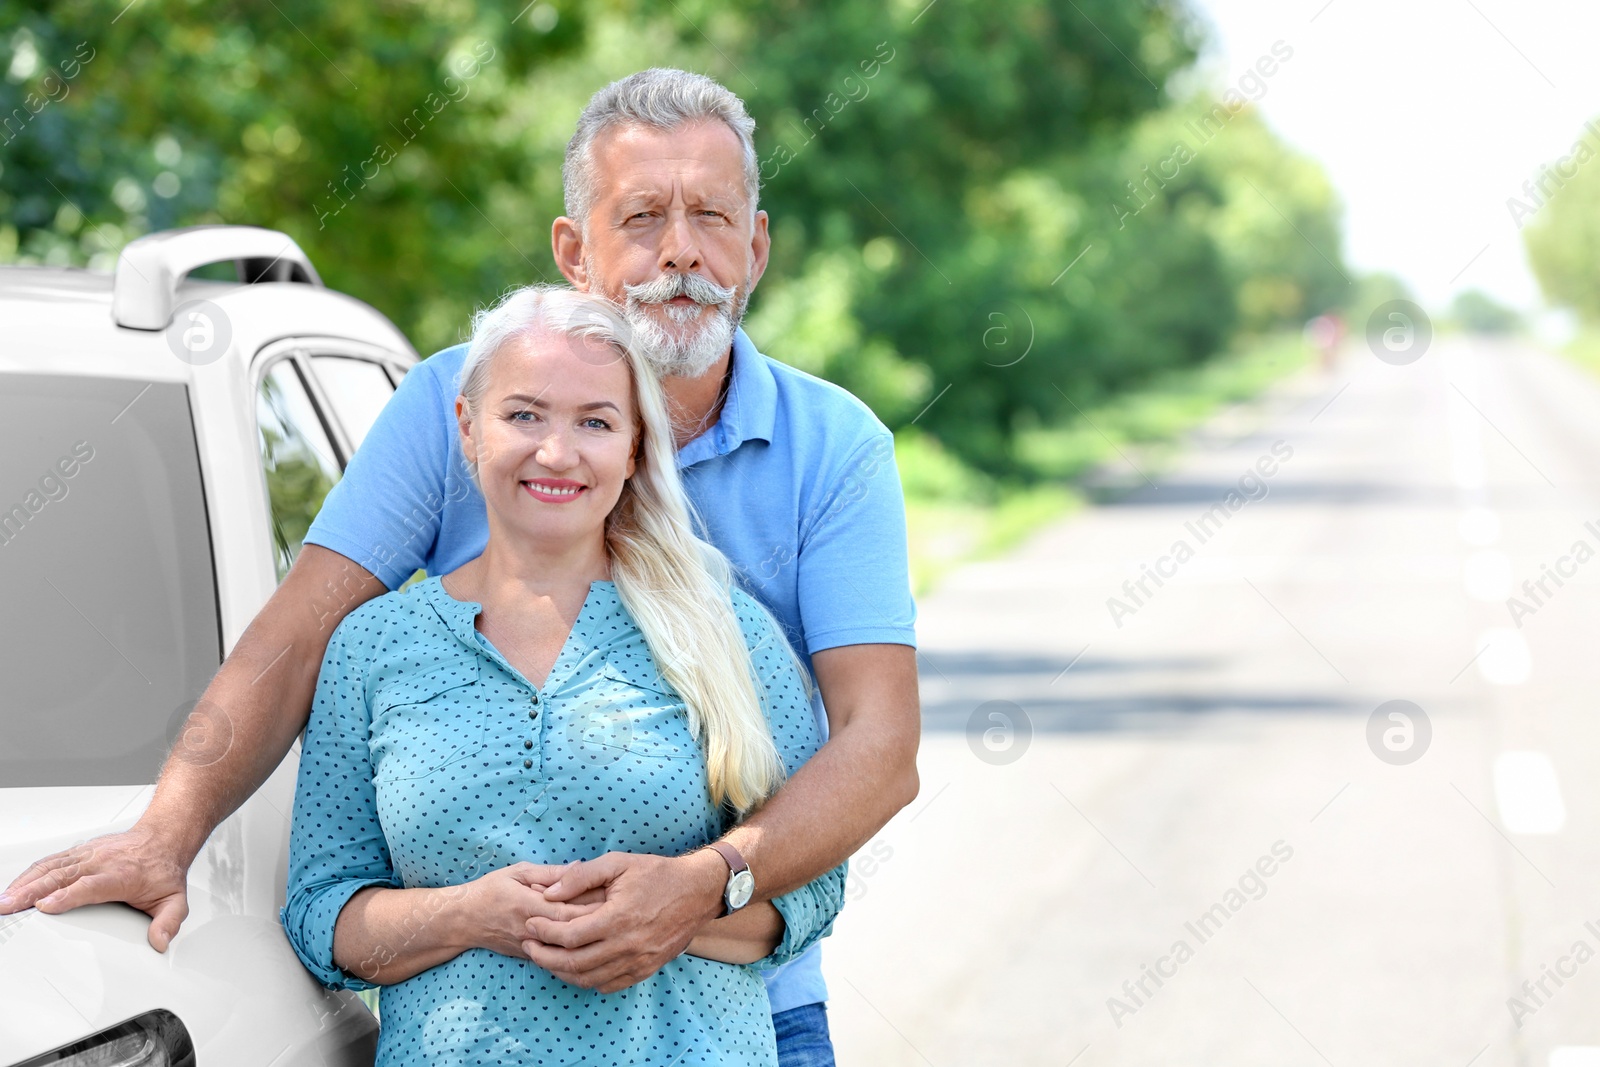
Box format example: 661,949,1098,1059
727,869,755,910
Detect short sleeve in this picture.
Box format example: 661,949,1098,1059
280,603,402,990
794,431,917,654
304,350,466,590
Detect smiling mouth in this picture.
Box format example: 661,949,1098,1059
522,481,586,502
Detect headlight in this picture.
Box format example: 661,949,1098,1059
9,1010,193,1067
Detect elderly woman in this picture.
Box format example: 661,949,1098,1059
281,286,843,1065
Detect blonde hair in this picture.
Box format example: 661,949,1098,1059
457,285,788,815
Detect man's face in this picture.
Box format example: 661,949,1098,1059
576,120,768,378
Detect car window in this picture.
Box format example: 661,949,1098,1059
257,359,342,582
310,354,396,452
0,374,220,786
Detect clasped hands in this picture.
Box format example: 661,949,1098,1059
484,850,728,994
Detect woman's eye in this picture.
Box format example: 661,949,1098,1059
583,417,613,431
510,410,537,422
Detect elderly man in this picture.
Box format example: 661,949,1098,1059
1,68,919,1064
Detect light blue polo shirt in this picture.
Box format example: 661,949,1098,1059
304,326,917,1014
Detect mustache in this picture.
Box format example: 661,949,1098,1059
622,272,736,307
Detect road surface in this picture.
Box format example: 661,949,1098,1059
825,336,1600,1067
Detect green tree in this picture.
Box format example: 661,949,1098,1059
1181,101,1348,333
3,0,1345,477
1,0,584,346
736,0,1214,469
1450,289,1521,335
1524,126,1600,324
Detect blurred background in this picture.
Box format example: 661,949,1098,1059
9,0,1600,1063
2,0,1363,583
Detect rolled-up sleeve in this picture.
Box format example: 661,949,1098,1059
731,590,848,968
280,607,400,990
765,860,847,967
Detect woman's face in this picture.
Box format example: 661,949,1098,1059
457,327,638,552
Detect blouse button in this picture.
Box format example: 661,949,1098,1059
523,739,534,750
523,758,533,769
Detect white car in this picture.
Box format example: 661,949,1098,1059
0,226,421,1065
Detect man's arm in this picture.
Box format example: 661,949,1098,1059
533,642,919,989
0,546,387,950
533,417,921,988
725,642,919,894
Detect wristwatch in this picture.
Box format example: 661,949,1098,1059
706,840,754,915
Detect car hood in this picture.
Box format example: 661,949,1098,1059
0,772,378,1064
0,785,156,885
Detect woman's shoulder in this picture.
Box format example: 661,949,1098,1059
728,585,780,643
727,586,806,675
726,587,814,744
329,576,451,655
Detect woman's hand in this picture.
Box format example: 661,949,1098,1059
332,862,604,986
459,863,604,959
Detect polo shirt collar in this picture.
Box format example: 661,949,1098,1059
676,327,776,468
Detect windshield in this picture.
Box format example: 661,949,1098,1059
0,374,221,786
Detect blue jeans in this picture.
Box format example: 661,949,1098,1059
773,1002,835,1067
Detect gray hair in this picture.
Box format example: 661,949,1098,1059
563,68,760,233
456,286,638,484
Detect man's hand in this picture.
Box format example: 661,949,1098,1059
0,546,388,954
0,825,191,952
523,850,726,993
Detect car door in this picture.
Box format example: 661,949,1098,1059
253,339,407,582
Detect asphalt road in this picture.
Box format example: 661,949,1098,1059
823,337,1600,1067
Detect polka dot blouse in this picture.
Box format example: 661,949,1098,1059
281,576,845,1066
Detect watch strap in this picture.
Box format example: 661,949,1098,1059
707,839,748,876
707,840,752,916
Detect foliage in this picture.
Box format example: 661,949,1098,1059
1342,271,1413,320
1524,140,1600,325
1561,327,1600,381
1174,100,1348,332
1449,289,1521,335
3,0,1346,477
901,328,1312,591
1012,327,1311,481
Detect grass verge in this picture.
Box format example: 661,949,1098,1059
900,330,1313,594
1562,328,1600,378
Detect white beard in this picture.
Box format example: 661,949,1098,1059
626,300,739,378
614,267,749,379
